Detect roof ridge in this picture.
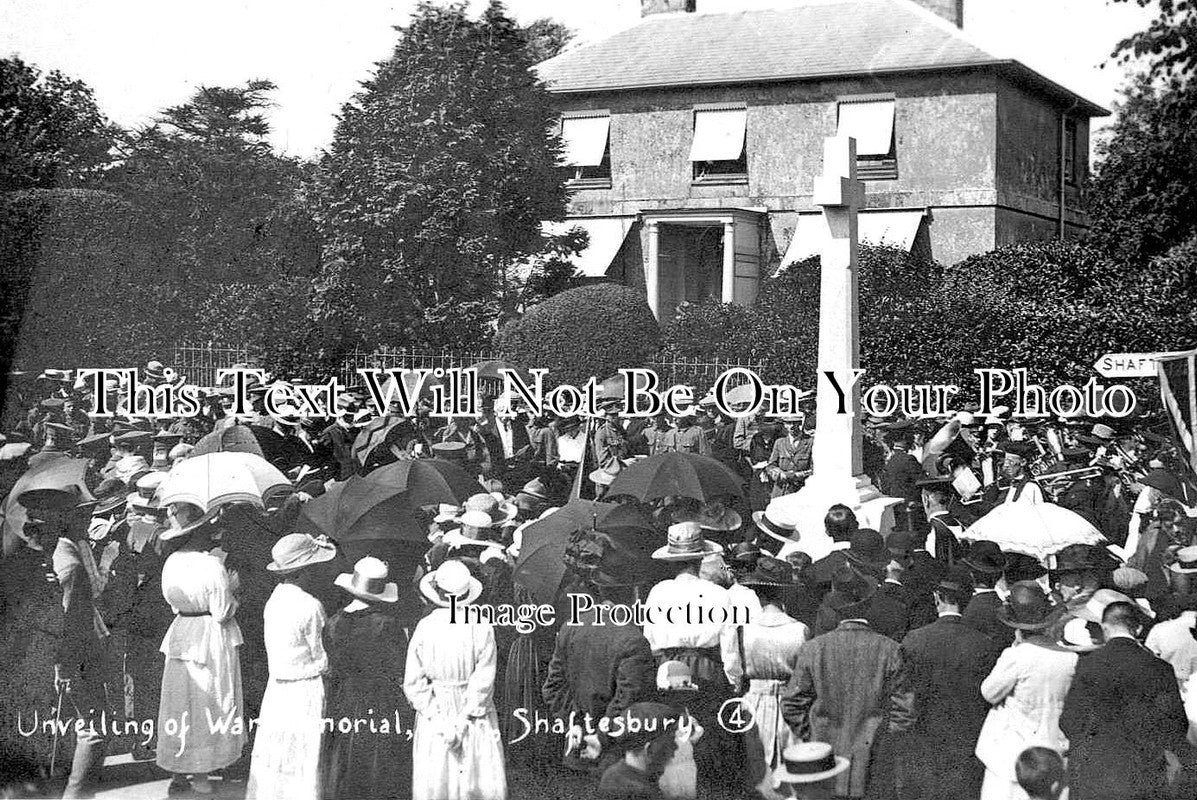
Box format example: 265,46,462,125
883,0,1005,61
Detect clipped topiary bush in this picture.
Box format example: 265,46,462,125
494,283,660,387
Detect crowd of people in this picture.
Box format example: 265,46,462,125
2,362,1197,800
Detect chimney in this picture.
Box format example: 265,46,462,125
641,0,697,16
913,0,963,28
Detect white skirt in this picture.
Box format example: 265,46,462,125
247,675,326,800
156,652,245,774
411,709,506,800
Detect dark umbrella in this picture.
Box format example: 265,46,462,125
513,499,655,603
605,451,744,503
2,457,93,556
364,458,481,507
351,418,411,469
296,475,427,545
191,423,265,457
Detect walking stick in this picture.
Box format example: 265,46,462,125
48,682,65,777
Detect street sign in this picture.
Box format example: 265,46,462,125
1093,352,1159,379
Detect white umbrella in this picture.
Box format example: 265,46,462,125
160,451,290,513
963,502,1105,561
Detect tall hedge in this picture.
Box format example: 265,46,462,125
494,283,659,386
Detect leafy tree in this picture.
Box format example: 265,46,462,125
308,0,572,352
521,18,576,63
1086,75,1197,264
0,57,117,190
104,80,318,295
1112,0,1197,79
495,284,659,387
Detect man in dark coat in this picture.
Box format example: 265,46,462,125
961,541,1014,648
542,576,657,770
879,426,925,530
1059,601,1188,800
867,531,915,641
919,477,965,566
898,565,1002,800
783,564,915,799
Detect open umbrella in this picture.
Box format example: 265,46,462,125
963,502,1106,561
605,451,744,503
296,475,426,545
190,423,264,457
513,499,655,603
2,456,92,556
159,451,290,513
364,458,481,507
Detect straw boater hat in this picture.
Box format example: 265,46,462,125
335,557,399,611
589,463,621,487
419,559,483,607
774,742,850,785
456,492,517,527
752,509,798,545
266,532,337,572
1171,546,1197,575
652,521,723,561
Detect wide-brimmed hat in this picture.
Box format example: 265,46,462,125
419,559,483,607
696,504,742,532
18,485,93,513
91,478,128,516
935,564,975,596
656,660,697,691
827,563,877,618
1113,566,1149,590
589,464,621,486
962,541,1006,575
335,556,399,610
845,528,888,572
1076,588,1154,623
727,541,762,566
456,492,517,527
515,477,549,503
774,742,849,785
740,555,794,586
76,431,112,454
652,521,723,561
1140,468,1184,500
266,532,337,573
997,581,1059,630
1171,546,1197,575
752,509,797,544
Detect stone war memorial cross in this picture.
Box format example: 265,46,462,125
767,135,900,559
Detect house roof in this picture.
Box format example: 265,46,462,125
536,0,1108,116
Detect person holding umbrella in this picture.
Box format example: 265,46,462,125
247,532,339,800
156,500,247,797
405,559,507,800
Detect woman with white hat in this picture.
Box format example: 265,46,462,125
246,532,338,800
404,559,507,800
155,503,247,796
324,557,412,800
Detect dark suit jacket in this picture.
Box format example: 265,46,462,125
880,451,924,503
1059,637,1188,800
542,606,656,741
903,551,943,630
899,615,1002,799
962,590,1014,649
927,514,964,566
868,581,911,641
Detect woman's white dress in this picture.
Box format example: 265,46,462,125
246,582,328,800
157,550,246,773
975,638,1078,800
404,607,507,800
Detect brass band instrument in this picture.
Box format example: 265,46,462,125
1035,465,1104,501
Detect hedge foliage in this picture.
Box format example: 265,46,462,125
494,283,660,387
662,241,1197,402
